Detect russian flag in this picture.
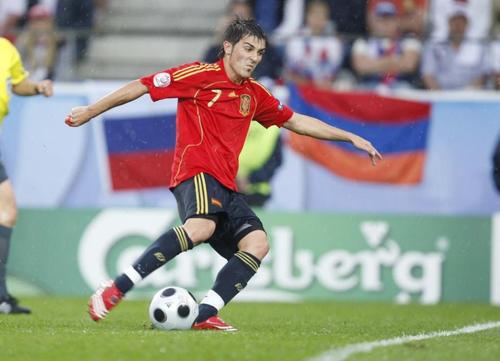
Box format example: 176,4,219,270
288,84,431,185
103,114,176,190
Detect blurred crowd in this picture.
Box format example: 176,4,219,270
3,0,500,90
0,0,107,80
206,0,500,91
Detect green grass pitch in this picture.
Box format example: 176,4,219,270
1,297,499,361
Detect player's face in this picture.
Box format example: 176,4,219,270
224,35,266,83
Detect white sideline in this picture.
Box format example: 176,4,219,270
307,321,500,361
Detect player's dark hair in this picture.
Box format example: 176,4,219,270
218,18,267,58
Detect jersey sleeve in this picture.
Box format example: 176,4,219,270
140,62,208,101
8,41,28,85
251,80,293,128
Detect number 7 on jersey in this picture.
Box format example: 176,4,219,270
208,89,222,107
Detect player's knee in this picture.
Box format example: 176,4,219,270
183,217,216,245
0,204,17,227
238,230,269,260
254,239,270,260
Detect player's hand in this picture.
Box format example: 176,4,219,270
65,106,93,127
36,80,53,97
351,135,382,166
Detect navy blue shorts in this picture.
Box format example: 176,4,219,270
172,173,265,260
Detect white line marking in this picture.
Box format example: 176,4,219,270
307,321,500,361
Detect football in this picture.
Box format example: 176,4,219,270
148,286,199,330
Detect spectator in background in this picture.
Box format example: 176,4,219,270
203,0,283,82
421,6,489,89
254,0,280,33
19,1,58,25
55,0,94,63
491,40,500,89
271,0,368,44
16,5,60,80
0,0,27,42
368,0,428,38
430,0,491,41
351,1,421,90
283,0,344,89
237,123,283,207
270,0,305,45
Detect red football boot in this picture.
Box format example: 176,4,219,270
88,281,123,321
192,315,237,331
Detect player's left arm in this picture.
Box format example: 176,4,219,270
11,78,53,97
283,112,383,166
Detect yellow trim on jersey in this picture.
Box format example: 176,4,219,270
235,251,259,273
250,79,272,96
173,63,220,79
173,64,201,76
173,65,206,79
174,66,220,81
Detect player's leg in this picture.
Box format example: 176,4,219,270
112,173,222,295
113,217,213,293
194,194,267,331
194,229,267,331
88,218,214,321
0,168,30,314
0,180,17,299
88,173,222,321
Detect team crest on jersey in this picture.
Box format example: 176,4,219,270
239,94,251,116
153,72,171,88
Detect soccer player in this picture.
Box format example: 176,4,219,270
66,19,382,331
0,37,53,314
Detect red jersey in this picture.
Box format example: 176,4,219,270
140,59,293,191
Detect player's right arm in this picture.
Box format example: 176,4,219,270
65,80,148,127
284,112,382,166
